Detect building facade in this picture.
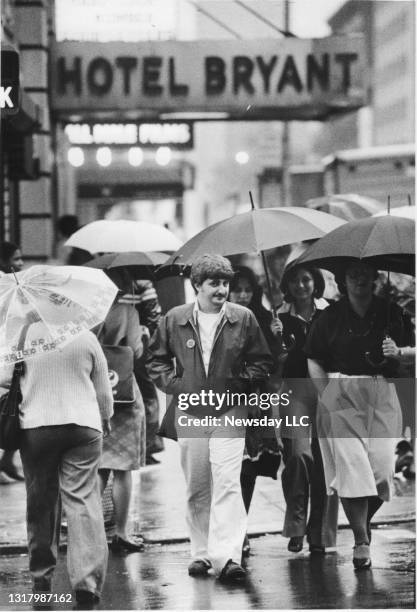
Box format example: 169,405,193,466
1,0,55,260
313,0,415,156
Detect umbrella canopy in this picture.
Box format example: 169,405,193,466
65,220,182,254
306,193,385,221
159,207,345,274
84,251,169,279
374,205,416,220
295,216,415,275
0,265,118,367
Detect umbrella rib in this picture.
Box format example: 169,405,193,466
0,285,19,329
19,286,58,337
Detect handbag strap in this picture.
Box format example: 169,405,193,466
10,322,31,386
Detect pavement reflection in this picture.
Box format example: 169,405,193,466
0,525,414,610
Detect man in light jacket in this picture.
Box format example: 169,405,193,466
147,254,273,583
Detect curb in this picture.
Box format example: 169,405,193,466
0,514,414,556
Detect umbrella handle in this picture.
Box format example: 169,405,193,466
364,352,389,368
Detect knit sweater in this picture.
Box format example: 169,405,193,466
0,327,114,432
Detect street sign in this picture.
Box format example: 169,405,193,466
1,46,20,115
51,36,368,121
64,121,194,148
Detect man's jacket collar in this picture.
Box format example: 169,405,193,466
178,301,240,326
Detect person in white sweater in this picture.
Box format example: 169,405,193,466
0,325,114,608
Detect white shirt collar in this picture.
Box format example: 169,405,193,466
193,300,226,322
277,297,329,321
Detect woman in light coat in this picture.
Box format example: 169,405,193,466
0,325,113,607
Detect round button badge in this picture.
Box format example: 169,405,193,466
186,338,195,348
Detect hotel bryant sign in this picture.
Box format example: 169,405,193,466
51,36,368,120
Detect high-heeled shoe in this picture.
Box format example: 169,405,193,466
353,542,371,570
110,535,145,552
288,536,304,553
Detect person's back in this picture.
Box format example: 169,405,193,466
0,327,113,605
17,327,113,431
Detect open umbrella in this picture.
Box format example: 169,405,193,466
160,206,345,270
295,215,415,275
0,265,118,367
305,193,385,221
158,203,345,312
84,251,169,279
65,220,182,254
374,205,416,220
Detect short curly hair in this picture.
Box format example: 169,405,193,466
190,254,234,288
334,260,378,295
280,264,325,303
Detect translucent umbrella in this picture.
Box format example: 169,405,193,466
0,265,118,367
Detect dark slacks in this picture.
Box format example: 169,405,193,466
280,379,338,547
20,425,108,596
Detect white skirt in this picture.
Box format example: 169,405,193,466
317,374,402,501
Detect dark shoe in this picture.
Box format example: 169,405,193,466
0,465,24,481
110,535,145,552
74,590,99,610
146,455,160,465
219,560,246,583
309,544,325,555
288,536,304,553
242,534,250,557
188,558,212,576
353,543,372,570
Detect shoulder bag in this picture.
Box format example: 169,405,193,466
97,322,136,408
0,324,30,451
101,344,136,407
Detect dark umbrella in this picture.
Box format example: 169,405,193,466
83,251,169,280
295,215,415,369
295,215,415,275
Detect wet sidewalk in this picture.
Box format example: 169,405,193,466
0,439,415,552
1,525,415,610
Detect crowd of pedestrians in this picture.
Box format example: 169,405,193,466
0,249,414,608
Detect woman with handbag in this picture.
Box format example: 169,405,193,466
228,266,282,557
272,263,339,555
0,241,25,483
0,319,114,607
97,269,147,552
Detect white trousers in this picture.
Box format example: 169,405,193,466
178,422,247,573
